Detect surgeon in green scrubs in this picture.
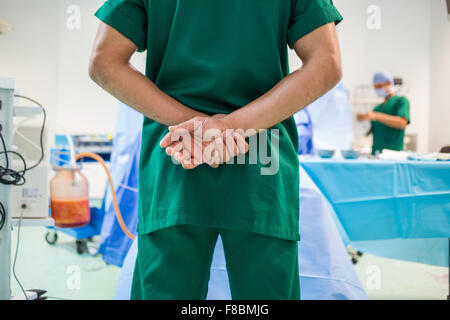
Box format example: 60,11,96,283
90,0,343,300
358,71,410,155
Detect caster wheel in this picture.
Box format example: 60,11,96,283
357,251,364,257
351,257,358,264
45,231,58,245
87,245,98,256
76,240,87,254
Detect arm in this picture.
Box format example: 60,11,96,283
89,22,207,126
223,22,342,133
371,112,408,130
163,22,342,167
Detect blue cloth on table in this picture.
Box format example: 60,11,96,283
97,103,142,267
349,238,449,267
115,167,367,300
300,159,450,267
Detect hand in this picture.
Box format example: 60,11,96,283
357,112,377,121
160,116,249,169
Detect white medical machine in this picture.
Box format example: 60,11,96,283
0,77,53,300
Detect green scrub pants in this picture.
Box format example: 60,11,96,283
131,225,300,300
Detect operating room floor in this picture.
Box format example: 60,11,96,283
10,227,449,300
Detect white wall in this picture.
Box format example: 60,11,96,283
55,0,118,134
0,0,59,126
0,0,145,138
54,0,146,134
333,0,432,153
429,1,450,152
1,0,447,153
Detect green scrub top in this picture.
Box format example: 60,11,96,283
371,95,410,155
95,0,343,241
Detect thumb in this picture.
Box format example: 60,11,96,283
169,117,204,133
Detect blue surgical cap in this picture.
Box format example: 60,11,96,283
373,71,394,84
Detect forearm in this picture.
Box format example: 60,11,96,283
373,112,407,130
89,59,206,126
224,55,341,134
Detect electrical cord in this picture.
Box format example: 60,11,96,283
0,94,46,298
0,132,27,233
0,94,45,186
0,94,45,231
12,94,46,171
12,206,28,300
0,132,27,186
0,202,5,232
0,129,27,232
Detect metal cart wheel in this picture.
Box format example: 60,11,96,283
75,239,88,254
45,230,58,245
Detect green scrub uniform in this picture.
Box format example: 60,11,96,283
95,0,342,300
132,225,300,300
372,95,410,155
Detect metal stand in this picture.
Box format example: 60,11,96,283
0,77,14,300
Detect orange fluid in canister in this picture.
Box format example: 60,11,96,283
51,198,90,228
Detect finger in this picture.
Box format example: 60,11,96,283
175,150,192,166
191,138,205,165
220,137,231,163
177,147,192,162
233,132,249,154
174,151,184,163
209,162,219,169
170,127,191,143
213,151,221,167
207,150,220,168
202,140,216,165
165,141,182,155
224,131,238,158
160,132,175,148
185,157,203,169
169,117,205,133
180,136,193,159
181,158,196,170
182,148,191,161
214,136,228,164
166,141,183,156
168,121,192,133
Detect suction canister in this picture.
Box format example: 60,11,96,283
49,165,90,228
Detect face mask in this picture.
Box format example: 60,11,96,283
376,88,389,98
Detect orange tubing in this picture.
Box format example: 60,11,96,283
75,152,136,240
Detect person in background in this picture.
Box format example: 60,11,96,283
294,109,314,155
357,71,410,155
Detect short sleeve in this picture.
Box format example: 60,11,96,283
395,97,411,124
95,0,148,52
287,0,343,49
